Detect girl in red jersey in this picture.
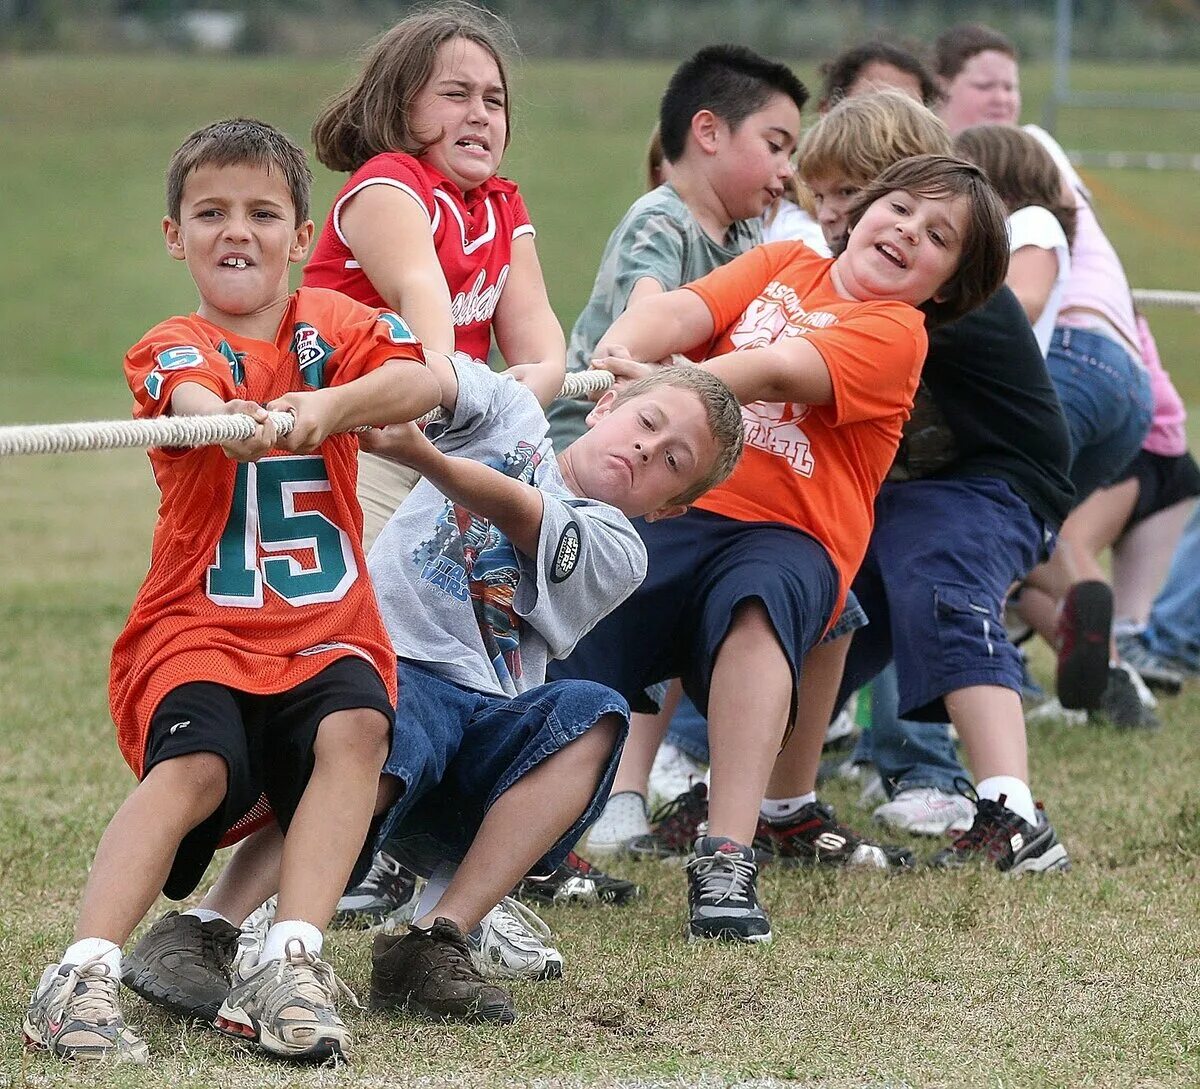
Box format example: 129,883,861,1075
304,4,566,546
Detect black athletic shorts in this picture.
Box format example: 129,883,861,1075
143,655,393,899
1118,449,1200,529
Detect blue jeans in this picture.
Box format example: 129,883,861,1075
851,663,967,797
1047,326,1153,503
1143,504,1200,670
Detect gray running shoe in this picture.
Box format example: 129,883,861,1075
216,939,358,1063
121,910,239,1021
24,957,148,1064
1116,633,1186,695
334,849,418,928
371,917,516,1024
685,836,772,944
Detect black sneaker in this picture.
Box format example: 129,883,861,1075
628,782,709,860
121,910,239,1021
516,850,640,906
333,849,418,928
752,801,914,869
685,836,772,943
371,918,515,1024
1056,580,1113,710
928,796,1070,873
1090,662,1161,730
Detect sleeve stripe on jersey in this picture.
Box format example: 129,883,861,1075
333,178,431,248
512,223,537,241
433,190,496,256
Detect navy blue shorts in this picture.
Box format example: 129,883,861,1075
549,508,839,721
378,660,629,878
841,477,1052,721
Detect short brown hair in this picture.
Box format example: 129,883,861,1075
166,117,311,225
932,24,1017,82
818,40,940,111
312,3,515,174
954,124,1077,247
839,154,1010,327
611,366,743,506
797,90,951,192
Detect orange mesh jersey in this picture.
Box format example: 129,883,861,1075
686,242,928,614
110,287,422,776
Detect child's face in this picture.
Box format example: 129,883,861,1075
570,386,720,520
708,92,801,222
164,163,312,332
938,50,1021,134
804,173,865,247
412,37,507,192
836,188,969,307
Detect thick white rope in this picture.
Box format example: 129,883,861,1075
1131,288,1200,311
0,368,616,458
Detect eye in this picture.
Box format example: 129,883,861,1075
929,230,946,247
197,208,221,219
767,141,783,154
666,452,678,470
252,209,280,220
890,201,908,214
839,187,859,200
639,415,654,431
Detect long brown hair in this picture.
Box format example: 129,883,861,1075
312,3,515,174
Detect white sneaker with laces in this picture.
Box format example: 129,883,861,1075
468,896,563,981
874,787,976,837
234,895,276,974
648,743,708,807
586,791,650,856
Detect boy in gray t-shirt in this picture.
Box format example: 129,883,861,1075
546,44,807,453
356,352,742,1024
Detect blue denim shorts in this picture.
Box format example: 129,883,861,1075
1047,327,1153,503
842,477,1051,721
378,660,628,877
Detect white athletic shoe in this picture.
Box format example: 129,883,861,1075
874,787,976,837
824,696,857,748
586,791,651,856
1025,698,1087,727
468,897,563,981
648,743,708,806
233,896,276,974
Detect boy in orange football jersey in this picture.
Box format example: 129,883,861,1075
21,118,440,1067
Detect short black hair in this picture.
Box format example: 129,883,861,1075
659,45,808,164
819,41,940,110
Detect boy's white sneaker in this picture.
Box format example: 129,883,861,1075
648,743,708,806
23,957,148,1064
216,938,358,1063
233,895,277,974
874,787,976,837
468,896,563,981
586,791,650,856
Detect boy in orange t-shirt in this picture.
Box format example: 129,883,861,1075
22,119,440,1067
551,154,1011,943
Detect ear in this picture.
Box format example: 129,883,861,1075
583,389,619,429
163,217,186,261
689,109,722,155
290,219,315,264
643,502,688,524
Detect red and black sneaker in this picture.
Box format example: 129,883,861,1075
627,782,709,860
752,800,914,869
1056,580,1113,710
516,851,641,907
928,796,1070,873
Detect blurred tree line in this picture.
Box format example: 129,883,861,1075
3,0,1199,59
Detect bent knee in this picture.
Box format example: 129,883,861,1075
144,751,228,809
315,707,391,767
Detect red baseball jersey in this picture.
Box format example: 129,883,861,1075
110,286,423,775
304,152,534,363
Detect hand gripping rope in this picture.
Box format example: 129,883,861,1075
0,369,615,458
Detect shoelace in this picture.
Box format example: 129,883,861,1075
686,850,755,905
488,896,553,948
426,923,490,982
649,784,708,847
235,896,276,971
276,941,362,1011
361,850,403,892
49,958,121,1025
948,797,1025,858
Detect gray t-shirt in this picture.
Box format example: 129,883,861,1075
368,358,648,698
546,183,761,452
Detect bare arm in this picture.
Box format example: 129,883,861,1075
1007,245,1060,326
169,382,277,462
339,186,455,356
365,423,544,556
492,234,566,407
598,287,716,364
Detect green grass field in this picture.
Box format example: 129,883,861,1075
2,55,1199,1088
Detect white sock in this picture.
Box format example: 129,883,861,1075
184,908,232,925
414,862,458,925
976,775,1037,826
62,937,121,976
760,791,817,822
259,919,323,963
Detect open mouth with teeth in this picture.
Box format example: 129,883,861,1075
221,257,250,270
455,136,489,152
875,241,908,269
